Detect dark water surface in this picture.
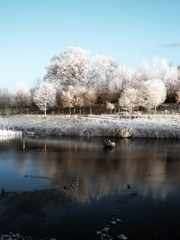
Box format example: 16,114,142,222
0,137,180,239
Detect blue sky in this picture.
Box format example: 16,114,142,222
0,0,180,92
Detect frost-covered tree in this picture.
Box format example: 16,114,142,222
72,85,86,114
151,58,177,104
135,58,177,105
75,95,84,114
45,47,92,90
56,86,63,114
108,68,123,94
0,88,10,116
84,87,97,114
137,79,167,115
135,58,177,85
31,78,42,92
135,61,153,82
178,65,180,80
175,89,180,112
60,90,74,115
108,66,134,102
33,82,56,117
166,78,180,112
94,56,118,88
94,56,119,103
151,58,177,84
106,101,115,114
175,89,180,103
118,88,139,116
14,83,32,115
60,85,86,115
9,94,16,115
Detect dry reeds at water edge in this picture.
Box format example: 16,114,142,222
0,129,22,138
0,117,22,138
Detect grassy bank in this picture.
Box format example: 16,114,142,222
1,114,180,138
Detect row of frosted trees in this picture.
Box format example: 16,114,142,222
0,84,31,116
1,47,180,117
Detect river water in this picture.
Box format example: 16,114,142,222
0,137,180,239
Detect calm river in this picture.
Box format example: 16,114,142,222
0,137,180,239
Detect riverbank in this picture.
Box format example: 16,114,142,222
1,114,180,138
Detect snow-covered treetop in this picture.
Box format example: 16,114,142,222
33,82,57,117
135,57,177,84
93,55,119,89
45,47,92,89
14,83,32,107
137,78,167,110
118,87,139,113
42,47,178,108
0,88,11,109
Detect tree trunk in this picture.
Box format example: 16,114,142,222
129,109,132,118
89,106,92,115
153,106,157,115
44,107,47,118
11,107,13,115
79,107,81,115
69,107,71,115
58,107,60,114
177,103,179,113
169,95,173,114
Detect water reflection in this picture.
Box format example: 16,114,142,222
1,137,180,203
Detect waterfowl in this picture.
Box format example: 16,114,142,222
127,184,131,189
116,218,122,223
103,140,115,148
117,234,127,239
101,227,109,232
110,220,116,225
100,233,106,238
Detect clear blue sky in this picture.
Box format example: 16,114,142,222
0,0,180,92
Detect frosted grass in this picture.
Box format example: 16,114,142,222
1,114,180,138
0,117,22,139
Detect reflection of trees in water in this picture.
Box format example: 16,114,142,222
116,138,132,147
2,138,180,203
19,137,101,152
34,154,179,203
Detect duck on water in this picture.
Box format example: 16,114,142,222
103,139,115,148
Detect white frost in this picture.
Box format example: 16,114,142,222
1,114,180,139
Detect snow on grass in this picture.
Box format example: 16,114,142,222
1,114,180,138
0,117,22,139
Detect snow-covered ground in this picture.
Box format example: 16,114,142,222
1,114,180,138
